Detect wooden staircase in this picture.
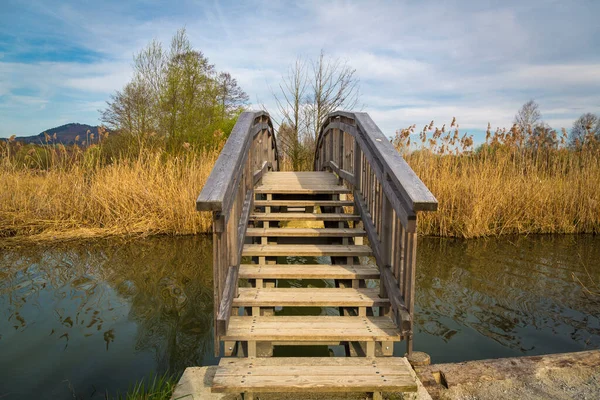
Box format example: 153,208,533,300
196,111,438,399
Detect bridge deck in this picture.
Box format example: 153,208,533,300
211,171,416,398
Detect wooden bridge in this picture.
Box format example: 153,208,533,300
197,110,437,399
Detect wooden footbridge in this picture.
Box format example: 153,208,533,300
197,111,437,399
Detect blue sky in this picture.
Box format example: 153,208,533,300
1,0,599,143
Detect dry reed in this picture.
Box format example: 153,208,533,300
0,136,219,242
395,119,600,238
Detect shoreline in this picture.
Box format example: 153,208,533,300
169,350,600,399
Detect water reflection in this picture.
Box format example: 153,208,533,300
1,234,599,398
0,236,216,399
413,234,600,363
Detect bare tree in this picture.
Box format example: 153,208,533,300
273,51,360,170
514,100,542,137
274,58,308,171
569,113,600,147
308,50,360,140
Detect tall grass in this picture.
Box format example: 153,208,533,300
395,120,600,238
0,133,219,242
109,372,182,400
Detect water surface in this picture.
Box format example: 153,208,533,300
0,234,599,398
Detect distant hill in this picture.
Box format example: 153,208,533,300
9,123,103,145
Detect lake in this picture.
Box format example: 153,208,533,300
0,234,598,398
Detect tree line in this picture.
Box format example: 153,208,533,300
101,29,248,152
513,99,600,149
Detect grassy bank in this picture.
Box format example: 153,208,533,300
0,136,217,242
397,122,600,238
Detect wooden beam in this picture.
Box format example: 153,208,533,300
380,265,412,333
328,160,356,185
236,189,254,262
253,161,269,185
216,265,239,337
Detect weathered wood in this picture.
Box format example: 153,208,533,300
254,199,354,207
380,266,412,333
315,111,437,212
233,288,389,307
216,265,239,336
238,264,379,280
252,160,269,185
329,160,356,185
236,189,254,262
242,244,373,257
212,357,418,394
246,228,366,237
250,213,360,222
224,316,401,342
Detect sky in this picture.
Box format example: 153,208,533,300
1,0,599,142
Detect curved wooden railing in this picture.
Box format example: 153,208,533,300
197,111,279,356
314,111,438,353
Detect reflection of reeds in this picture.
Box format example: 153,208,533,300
572,254,600,299
0,136,220,241
394,119,600,238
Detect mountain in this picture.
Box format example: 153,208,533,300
10,123,103,145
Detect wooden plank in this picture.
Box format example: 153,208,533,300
216,265,239,336
255,186,351,194
380,265,411,333
254,200,354,207
246,228,366,237
233,288,389,307
252,160,269,185
329,160,355,185
223,316,401,342
238,264,379,279
249,213,360,221
236,189,253,262
242,244,373,257
212,357,417,393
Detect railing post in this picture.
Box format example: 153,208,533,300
353,139,362,192
404,219,418,355
212,212,225,357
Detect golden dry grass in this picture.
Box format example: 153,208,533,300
395,120,600,238
0,138,218,242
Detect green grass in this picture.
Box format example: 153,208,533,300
109,372,186,400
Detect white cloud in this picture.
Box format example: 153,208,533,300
1,0,600,137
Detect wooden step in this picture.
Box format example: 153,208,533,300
250,213,360,221
246,228,366,237
242,244,373,257
239,264,379,280
256,171,350,194
212,357,418,394
254,200,354,207
223,316,401,342
233,288,388,307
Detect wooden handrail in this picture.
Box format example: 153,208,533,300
197,110,279,356
314,111,437,353
197,111,278,216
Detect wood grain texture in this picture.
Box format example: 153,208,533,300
249,213,360,221
245,227,366,237
233,287,389,307
216,265,239,336
238,264,379,279
223,316,401,341
212,357,417,393
242,244,373,257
